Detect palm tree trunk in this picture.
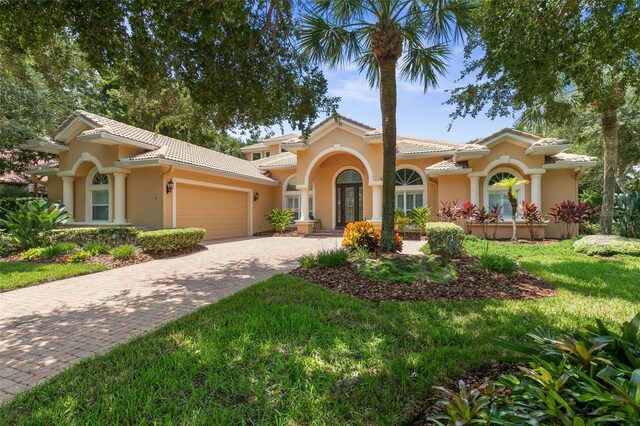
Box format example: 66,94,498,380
600,108,618,235
510,199,517,242
379,58,398,253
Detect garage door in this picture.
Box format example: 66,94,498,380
176,183,248,240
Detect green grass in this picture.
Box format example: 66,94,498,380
352,254,457,283
1,240,639,424
0,262,107,292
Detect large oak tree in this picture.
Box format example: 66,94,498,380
448,0,640,234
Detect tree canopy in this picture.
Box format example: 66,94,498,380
0,0,337,133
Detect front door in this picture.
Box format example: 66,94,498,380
336,169,363,227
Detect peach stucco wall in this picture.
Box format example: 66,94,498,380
127,167,163,229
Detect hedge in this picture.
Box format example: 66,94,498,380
421,222,465,258
138,228,205,252
50,227,139,247
0,197,43,225
0,231,17,256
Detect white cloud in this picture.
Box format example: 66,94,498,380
329,79,377,104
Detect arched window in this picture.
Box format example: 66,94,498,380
486,170,524,219
283,175,314,222
88,170,110,221
336,169,362,184
395,168,424,214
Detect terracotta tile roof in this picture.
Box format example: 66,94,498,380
66,111,276,184
240,141,268,151
0,170,30,185
241,132,302,152
311,115,376,132
425,159,470,172
252,152,297,169
475,128,541,145
531,137,570,147
397,136,488,155
546,153,597,164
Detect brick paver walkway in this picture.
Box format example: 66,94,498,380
1,236,375,404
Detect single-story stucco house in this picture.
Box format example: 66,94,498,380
22,110,597,240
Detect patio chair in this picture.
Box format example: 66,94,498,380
309,213,322,230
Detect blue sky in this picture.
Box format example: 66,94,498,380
265,48,516,144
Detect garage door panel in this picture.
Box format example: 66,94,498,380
176,184,248,239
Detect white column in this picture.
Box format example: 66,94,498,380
530,173,542,208
371,184,383,221
113,172,127,224
61,176,75,221
299,188,309,221
470,176,480,205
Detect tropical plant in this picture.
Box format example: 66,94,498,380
614,191,640,239
437,200,460,223
488,204,503,240
408,205,432,235
433,311,640,425
0,199,69,249
457,200,478,235
342,221,381,253
492,177,529,242
0,185,31,198
394,209,412,235
265,208,295,232
300,0,473,252
520,201,544,240
549,200,595,239
447,1,640,235
110,244,136,260
316,248,349,268
68,250,93,264
83,242,111,256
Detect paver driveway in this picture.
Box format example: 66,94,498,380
0,236,358,404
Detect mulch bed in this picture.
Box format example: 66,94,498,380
253,230,303,237
290,256,556,302
406,361,522,425
144,244,207,259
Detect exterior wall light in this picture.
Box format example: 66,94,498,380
253,192,260,202
166,179,174,194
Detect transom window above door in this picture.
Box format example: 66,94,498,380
395,168,425,214
336,169,362,184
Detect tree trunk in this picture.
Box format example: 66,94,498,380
600,108,618,235
379,58,398,253
509,198,517,242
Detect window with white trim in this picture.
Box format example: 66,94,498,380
395,168,424,214
89,171,110,221
486,171,523,220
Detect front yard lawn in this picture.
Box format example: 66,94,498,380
0,262,107,292
1,240,638,424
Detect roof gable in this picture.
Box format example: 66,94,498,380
476,128,540,147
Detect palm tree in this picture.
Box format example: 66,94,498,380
299,0,472,252
492,177,529,242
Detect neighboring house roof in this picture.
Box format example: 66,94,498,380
56,110,277,185
545,152,598,165
252,152,297,170
0,170,30,186
240,132,302,153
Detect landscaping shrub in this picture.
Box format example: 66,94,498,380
137,228,205,252
422,222,464,258
299,254,316,268
520,200,544,239
20,242,77,260
351,246,371,261
0,231,17,256
0,199,69,249
476,242,517,274
458,200,478,234
408,205,432,235
548,200,596,239
432,311,640,425
0,197,42,225
473,204,503,240
573,235,640,257
83,242,111,255
579,221,600,236
265,208,295,232
316,248,349,268
0,186,32,199
342,221,380,252
68,250,93,263
613,191,640,238
111,244,136,260
50,227,139,247
394,209,412,235
437,200,460,222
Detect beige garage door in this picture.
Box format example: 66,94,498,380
176,183,248,240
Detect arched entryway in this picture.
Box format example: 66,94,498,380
335,169,363,227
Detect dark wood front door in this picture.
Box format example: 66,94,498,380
336,183,363,227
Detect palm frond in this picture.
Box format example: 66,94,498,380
357,51,380,88
399,43,450,92
299,13,365,69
